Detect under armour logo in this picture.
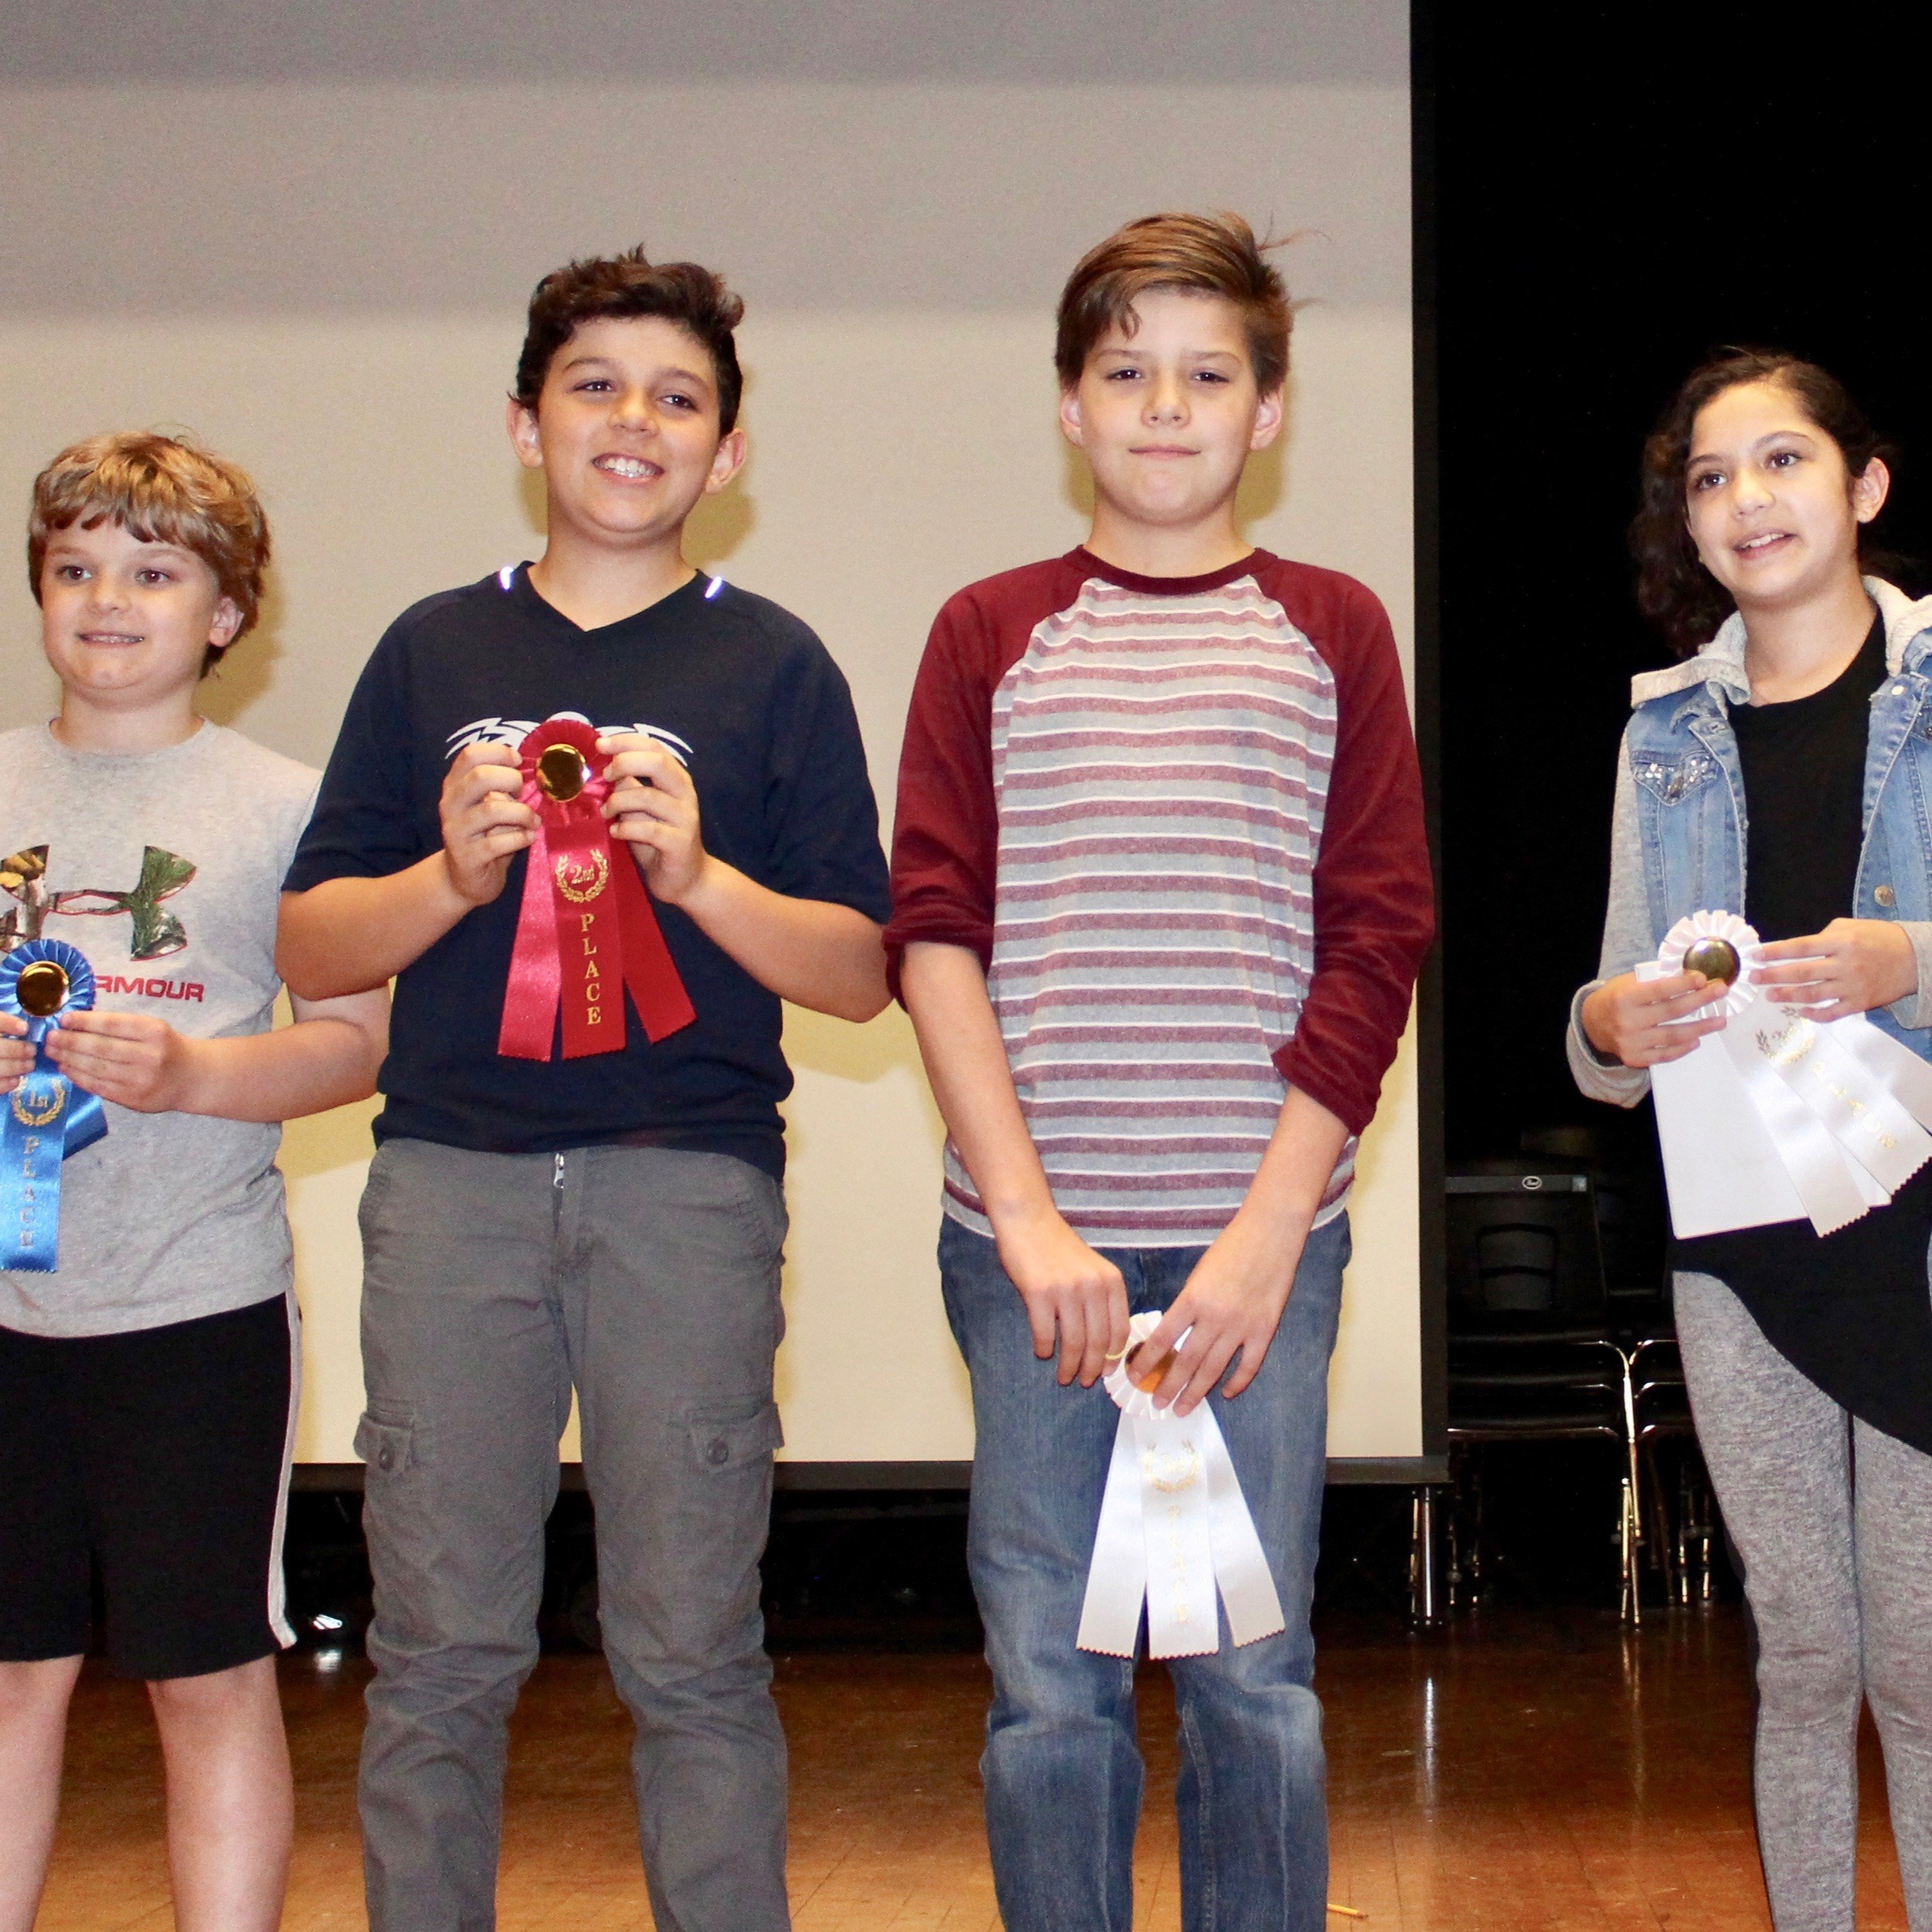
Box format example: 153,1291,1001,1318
0,848,49,954
1,846,197,961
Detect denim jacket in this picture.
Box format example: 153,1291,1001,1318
1569,578,1932,1107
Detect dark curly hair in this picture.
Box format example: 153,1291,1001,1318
514,245,745,433
1632,349,1896,657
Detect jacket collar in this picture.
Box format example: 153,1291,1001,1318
1629,578,1932,711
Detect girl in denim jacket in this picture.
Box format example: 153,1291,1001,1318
1571,351,1932,1930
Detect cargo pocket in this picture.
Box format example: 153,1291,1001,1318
354,1412,418,1479
687,1400,784,1474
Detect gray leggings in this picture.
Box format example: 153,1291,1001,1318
1676,1273,1932,1930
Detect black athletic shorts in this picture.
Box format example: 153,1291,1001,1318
0,1293,297,1679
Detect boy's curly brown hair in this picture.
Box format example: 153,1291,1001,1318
514,245,746,432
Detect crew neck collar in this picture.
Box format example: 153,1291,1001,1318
39,717,214,764
1069,546,1269,598
506,561,710,637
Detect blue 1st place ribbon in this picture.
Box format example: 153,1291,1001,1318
0,939,107,1272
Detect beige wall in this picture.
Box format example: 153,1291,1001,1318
0,56,1418,1463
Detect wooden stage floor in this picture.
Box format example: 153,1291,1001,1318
35,1605,1912,1929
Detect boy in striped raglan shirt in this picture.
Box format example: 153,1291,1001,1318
886,213,1433,1930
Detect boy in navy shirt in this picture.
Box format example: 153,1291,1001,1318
280,248,890,1932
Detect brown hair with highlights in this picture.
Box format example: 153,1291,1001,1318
514,245,746,433
29,432,270,673
1632,349,1897,656
1055,212,1292,394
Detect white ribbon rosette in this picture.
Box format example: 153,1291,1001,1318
1639,910,1932,1238
1654,907,1763,1022
1076,1311,1286,1660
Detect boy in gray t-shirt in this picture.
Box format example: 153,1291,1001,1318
0,433,387,1932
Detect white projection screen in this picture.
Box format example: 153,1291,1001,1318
0,1,1424,1475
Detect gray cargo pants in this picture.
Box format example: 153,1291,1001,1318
354,1138,791,1932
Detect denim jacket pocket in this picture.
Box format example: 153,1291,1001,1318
1630,748,1718,805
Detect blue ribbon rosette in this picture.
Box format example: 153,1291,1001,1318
1,939,107,1272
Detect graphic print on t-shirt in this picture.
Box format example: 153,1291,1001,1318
2,843,198,961
445,712,694,765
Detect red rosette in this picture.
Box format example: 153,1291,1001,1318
497,717,697,1060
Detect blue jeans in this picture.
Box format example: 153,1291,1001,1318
940,1212,1350,1932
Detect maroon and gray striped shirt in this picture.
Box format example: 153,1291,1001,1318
886,548,1432,1248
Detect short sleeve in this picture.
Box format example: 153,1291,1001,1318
759,639,892,922
282,632,427,890
276,771,323,883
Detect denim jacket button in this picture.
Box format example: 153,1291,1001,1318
1876,885,1898,909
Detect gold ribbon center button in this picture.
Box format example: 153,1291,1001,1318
1683,937,1740,987
536,744,588,802
15,960,70,1018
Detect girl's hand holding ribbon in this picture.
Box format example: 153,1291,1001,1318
1751,917,1917,1022
599,734,707,904
1581,968,1730,1066
440,740,537,907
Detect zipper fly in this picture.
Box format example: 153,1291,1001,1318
554,1152,565,1191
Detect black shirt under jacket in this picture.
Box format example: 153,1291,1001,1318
1673,612,1932,1455
285,566,893,1178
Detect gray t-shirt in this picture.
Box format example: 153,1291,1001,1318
0,720,320,1337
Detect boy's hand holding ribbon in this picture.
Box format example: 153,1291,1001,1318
464,717,695,1061
0,939,109,1272
439,722,710,915
1078,1310,1286,1660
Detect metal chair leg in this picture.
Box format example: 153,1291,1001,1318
1674,1456,1695,1606
1409,1485,1443,1627
1604,1341,1644,1625
1618,1471,1641,1627
1685,1459,1716,1603
1642,1439,1679,1603
1445,1452,1469,1612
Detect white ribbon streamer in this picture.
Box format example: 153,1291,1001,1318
1076,1312,1286,1661
1644,910,1932,1237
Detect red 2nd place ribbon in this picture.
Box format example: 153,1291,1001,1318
497,717,697,1060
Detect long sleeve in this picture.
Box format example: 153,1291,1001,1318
1568,736,1655,1107
1269,581,1435,1137
884,585,1021,995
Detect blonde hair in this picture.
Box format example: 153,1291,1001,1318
29,432,271,667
